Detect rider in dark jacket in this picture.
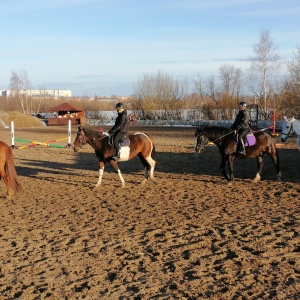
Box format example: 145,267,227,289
108,102,129,160
231,101,251,155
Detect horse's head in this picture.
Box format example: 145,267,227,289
194,127,208,153
73,127,88,152
280,116,295,142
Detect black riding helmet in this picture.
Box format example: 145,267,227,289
238,101,247,107
115,102,124,109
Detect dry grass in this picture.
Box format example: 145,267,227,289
0,111,44,128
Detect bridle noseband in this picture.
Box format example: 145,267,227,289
75,131,87,148
281,122,293,138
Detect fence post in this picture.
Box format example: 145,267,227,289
11,121,16,149
66,120,73,148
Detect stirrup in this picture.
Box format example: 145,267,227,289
238,149,246,155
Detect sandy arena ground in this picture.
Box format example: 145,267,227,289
0,125,299,300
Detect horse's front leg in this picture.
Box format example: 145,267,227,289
227,155,235,186
253,155,263,183
109,160,126,187
95,161,105,188
220,156,229,181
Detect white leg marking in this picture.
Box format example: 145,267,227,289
253,173,261,183
117,169,125,187
95,168,104,188
145,156,156,180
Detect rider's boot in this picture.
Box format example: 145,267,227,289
112,143,121,160
238,138,246,155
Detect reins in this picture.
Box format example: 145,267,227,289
77,131,108,151
205,130,235,144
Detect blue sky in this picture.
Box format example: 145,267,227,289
0,0,299,97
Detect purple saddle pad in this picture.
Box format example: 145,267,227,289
234,133,256,146
245,133,256,146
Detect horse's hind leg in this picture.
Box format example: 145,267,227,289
146,157,156,180
138,154,155,184
0,168,12,197
267,150,282,181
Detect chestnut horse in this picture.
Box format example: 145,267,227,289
73,127,156,187
0,141,21,197
194,126,281,185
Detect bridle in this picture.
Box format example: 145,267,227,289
281,122,293,138
75,131,88,149
75,130,108,150
195,130,234,148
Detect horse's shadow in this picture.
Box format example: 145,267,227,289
14,146,300,184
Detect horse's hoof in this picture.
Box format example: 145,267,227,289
253,174,261,183
141,179,148,185
227,182,233,187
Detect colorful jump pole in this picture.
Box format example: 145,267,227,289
10,121,70,149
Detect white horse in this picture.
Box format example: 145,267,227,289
280,116,300,151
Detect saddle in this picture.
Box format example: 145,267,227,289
234,132,256,147
120,135,130,147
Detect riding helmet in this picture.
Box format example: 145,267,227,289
115,102,124,109
238,101,247,107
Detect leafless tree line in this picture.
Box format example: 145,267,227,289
1,30,300,120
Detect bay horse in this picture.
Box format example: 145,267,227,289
280,116,300,151
73,127,156,187
0,141,21,197
194,126,281,185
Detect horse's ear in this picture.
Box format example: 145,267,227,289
284,116,288,121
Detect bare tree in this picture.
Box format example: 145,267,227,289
286,44,300,83
9,70,32,114
249,30,281,118
219,64,243,101
278,44,300,118
132,71,187,120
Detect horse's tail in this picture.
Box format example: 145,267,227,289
151,143,157,161
146,135,156,161
5,146,21,193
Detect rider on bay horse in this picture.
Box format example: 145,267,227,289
231,101,251,155
108,102,129,160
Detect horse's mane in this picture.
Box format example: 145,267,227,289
199,125,230,141
82,127,106,139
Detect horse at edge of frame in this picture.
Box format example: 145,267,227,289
0,141,21,197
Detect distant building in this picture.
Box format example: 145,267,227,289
1,89,72,98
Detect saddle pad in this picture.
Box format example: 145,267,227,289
233,133,256,147
121,136,130,147
245,134,256,146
